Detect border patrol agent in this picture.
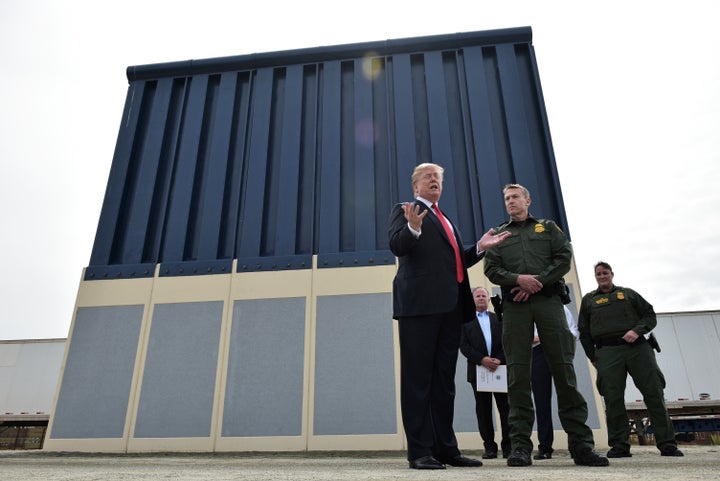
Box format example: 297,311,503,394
578,261,683,458
483,184,608,467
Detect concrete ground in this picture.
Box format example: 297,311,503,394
2,445,719,481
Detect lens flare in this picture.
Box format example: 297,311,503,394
361,52,383,81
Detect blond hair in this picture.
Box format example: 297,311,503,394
411,163,444,197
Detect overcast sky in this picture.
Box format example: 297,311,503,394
1,0,718,340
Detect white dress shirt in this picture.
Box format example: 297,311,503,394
477,310,492,354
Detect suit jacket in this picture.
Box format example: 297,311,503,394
460,311,505,383
388,201,482,321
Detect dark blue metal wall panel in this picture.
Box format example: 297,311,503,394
239,68,273,259
464,46,504,227
195,73,236,261
353,58,377,253
317,61,342,256
275,65,304,256
89,82,145,267
391,54,419,204
162,75,207,261
86,26,569,279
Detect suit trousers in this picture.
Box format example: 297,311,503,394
502,295,594,453
398,306,462,461
531,344,554,452
470,385,510,455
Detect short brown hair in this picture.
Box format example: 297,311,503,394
594,261,613,273
503,183,530,199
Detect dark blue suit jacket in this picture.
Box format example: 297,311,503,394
388,200,482,322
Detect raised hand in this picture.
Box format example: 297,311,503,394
477,229,511,251
402,202,428,231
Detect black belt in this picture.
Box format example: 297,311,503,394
501,281,562,303
594,336,646,349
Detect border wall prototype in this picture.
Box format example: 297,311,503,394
45,26,604,452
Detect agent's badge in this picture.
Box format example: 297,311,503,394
534,223,545,233
617,292,625,300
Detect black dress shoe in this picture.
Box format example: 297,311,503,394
482,451,498,459
607,446,632,458
533,450,552,460
409,455,445,469
660,446,684,457
441,455,483,467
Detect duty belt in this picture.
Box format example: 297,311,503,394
501,281,563,303
594,336,646,349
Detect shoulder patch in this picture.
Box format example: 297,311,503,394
541,219,563,234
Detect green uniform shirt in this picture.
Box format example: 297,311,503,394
483,215,572,287
578,285,657,362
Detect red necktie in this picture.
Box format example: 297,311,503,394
432,203,464,283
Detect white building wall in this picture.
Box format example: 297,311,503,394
0,339,66,416
624,311,720,403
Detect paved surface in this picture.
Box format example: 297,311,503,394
2,446,719,480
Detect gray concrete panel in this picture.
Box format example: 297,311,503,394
51,305,143,438
313,294,396,435
133,302,222,438
222,298,306,437
453,355,479,433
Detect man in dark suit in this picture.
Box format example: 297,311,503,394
460,286,510,460
388,163,510,470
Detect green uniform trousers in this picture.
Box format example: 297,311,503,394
595,341,676,451
502,294,595,452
